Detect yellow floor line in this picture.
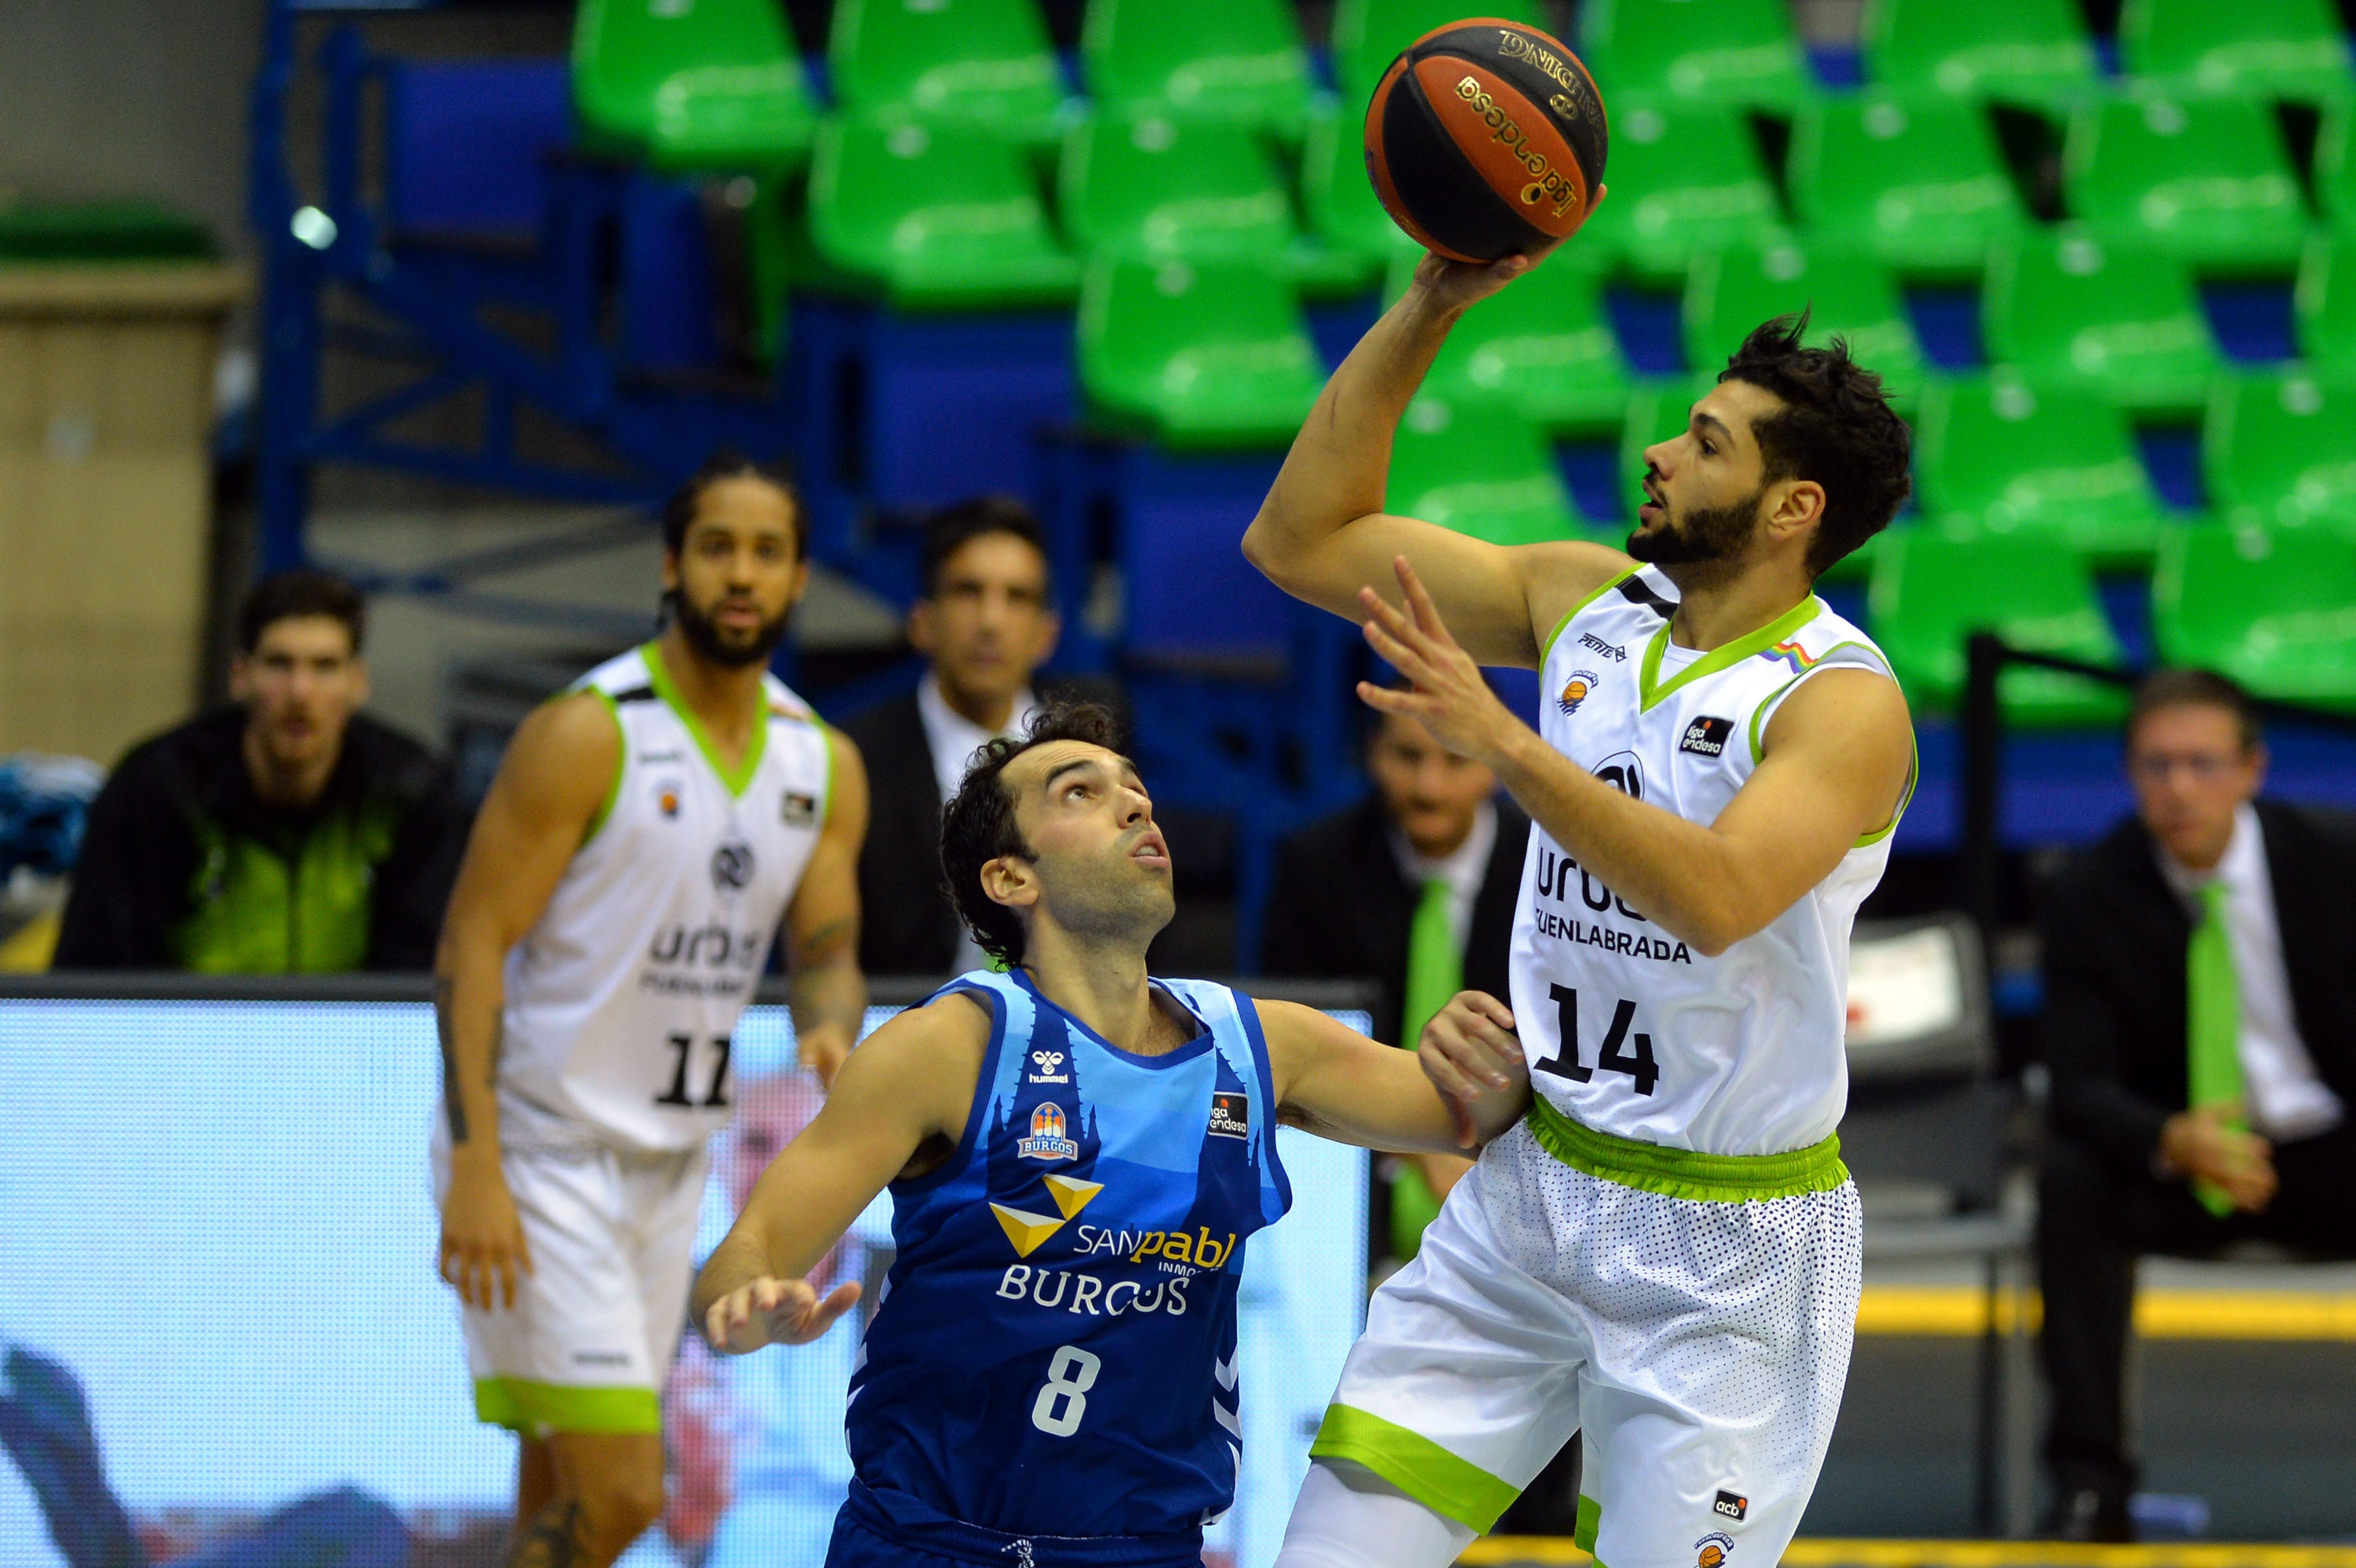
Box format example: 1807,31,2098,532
1853,1287,2356,1340
1459,1540,2356,1567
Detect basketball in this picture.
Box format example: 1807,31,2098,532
1363,17,1609,264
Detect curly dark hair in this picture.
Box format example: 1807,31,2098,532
938,702,1130,969
1718,313,1912,579
660,448,804,560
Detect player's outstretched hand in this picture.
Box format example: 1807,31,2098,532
704,1274,863,1355
1418,991,1526,1147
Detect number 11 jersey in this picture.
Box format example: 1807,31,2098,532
1510,565,1913,1157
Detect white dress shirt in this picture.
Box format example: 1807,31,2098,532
2157,803,2346,1141
918,674,1039,974
1389,799,1499,957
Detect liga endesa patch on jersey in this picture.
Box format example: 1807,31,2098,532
1207,1091,1250,1139
1678,715,1734,757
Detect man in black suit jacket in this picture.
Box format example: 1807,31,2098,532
841,498,1060,976
2037,670,2356,1539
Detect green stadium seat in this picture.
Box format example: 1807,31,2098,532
1982,228,2222,415
1079,254,1324,448
2154,518,2356,709
1576,99,1791,283
1080,0,1313,141
1386,249,1633,435
1914,373,2168,565
1861,0,2101,109
2203,370,2356,526
1683,241,1929,410
1330,0,1552,104
1388,395,1592,546
1060,109,1295,262
810,111,1080,310
829,0,1071,151
572,0,818,171
2311,96,2356,231
1869,523,2130,724
1579,0,1812,111
2118,0,2354,101
1789,93,2030,278
2296,230,2356,366
1299,98,1423,295
2063,92,2310,274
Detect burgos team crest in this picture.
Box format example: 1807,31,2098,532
1017,1101,1080,1162
1558,668,1602,715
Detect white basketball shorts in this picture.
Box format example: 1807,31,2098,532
432,1129,708,1436
1309,1103,1861,1568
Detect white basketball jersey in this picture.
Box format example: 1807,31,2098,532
496,644,832,1152
1508,565,1912,1156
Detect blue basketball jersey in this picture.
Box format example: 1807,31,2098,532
844,970,1293,1545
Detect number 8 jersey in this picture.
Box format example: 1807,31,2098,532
1509,566,1913,1157
495,643,832,1152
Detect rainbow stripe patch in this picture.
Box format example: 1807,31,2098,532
1758,639,1821,675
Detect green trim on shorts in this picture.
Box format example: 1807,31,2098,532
1526,1098,1849,1202
1310,1404,1522,1534
474,1377,660,1435
1576,1492,1602,1553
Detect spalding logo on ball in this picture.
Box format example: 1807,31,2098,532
1365,18,1609,263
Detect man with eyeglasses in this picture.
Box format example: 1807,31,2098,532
2036,668,2356,1540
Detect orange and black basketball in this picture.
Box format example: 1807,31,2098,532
1364,18,1609,264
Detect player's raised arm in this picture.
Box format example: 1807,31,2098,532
1240,251,1626,670
785,726,870,1089
692,993,988,1354
433,691,618,1310
1257,995,1528,1155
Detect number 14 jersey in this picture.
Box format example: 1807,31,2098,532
1509,565,1912,1157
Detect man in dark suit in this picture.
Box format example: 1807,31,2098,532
2038,669,2356,1539
840,498,1060,976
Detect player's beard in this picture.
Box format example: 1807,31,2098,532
1626,485,1764,571
672,589,790,669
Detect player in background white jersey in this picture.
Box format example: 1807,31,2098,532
1245,247,1916,1568
435,454,869,1568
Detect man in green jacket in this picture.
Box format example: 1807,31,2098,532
53,570,468,971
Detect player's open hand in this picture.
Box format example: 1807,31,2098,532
1406,190,1603,317
704,1274,863,1355
1359,556,1522,768
438,1157,534,1311
1417,991,1526,1147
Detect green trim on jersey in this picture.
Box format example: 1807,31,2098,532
1526,1097,1849,1202
815,717,836,828
473,1376,660,1434
580,686,626,847
1576,1492,1603,1553
1741,641,1916,847
1855,738,1920,849
1539,567,1639,668
1637,596,1821,713
644,640,769,799
1310,1404,1522,1533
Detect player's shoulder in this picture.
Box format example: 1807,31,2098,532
838,988,995,1104
760,672,823,728
1525,544,1651,660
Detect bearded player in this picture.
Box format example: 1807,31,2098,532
434,453,869,1568
1245,252,1916,1568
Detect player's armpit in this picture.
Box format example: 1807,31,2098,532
690,991,989,1333
1257,998,1525,1155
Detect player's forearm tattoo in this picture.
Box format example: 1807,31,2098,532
789,918,866,1037
433,977,468,1144
507,1498,586,1568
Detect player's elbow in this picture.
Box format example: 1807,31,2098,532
1240,510,1288,581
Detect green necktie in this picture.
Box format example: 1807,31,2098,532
2186,879,2245,1218
1393,878,1463,1258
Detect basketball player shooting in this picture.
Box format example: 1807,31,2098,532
433,455,869,1568
1243,247,1918,1565
691,703,1531,1568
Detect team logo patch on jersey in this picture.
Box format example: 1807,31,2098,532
780,791,818,828
989,1173,1103,1256
1713,1491,1749,1522
1593,750,1645,800
1207,1091,1249,1139
1557,668,1603,715
1696,1533,1736,1568
1679,715,1735,757
655,777,683,818
1027,1049,1070,1084
710,840,756,891
1017,1101,1081,1162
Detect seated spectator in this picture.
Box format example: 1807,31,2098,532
841,497,1060,976
2037,669,2356,1539
52,570,468,972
